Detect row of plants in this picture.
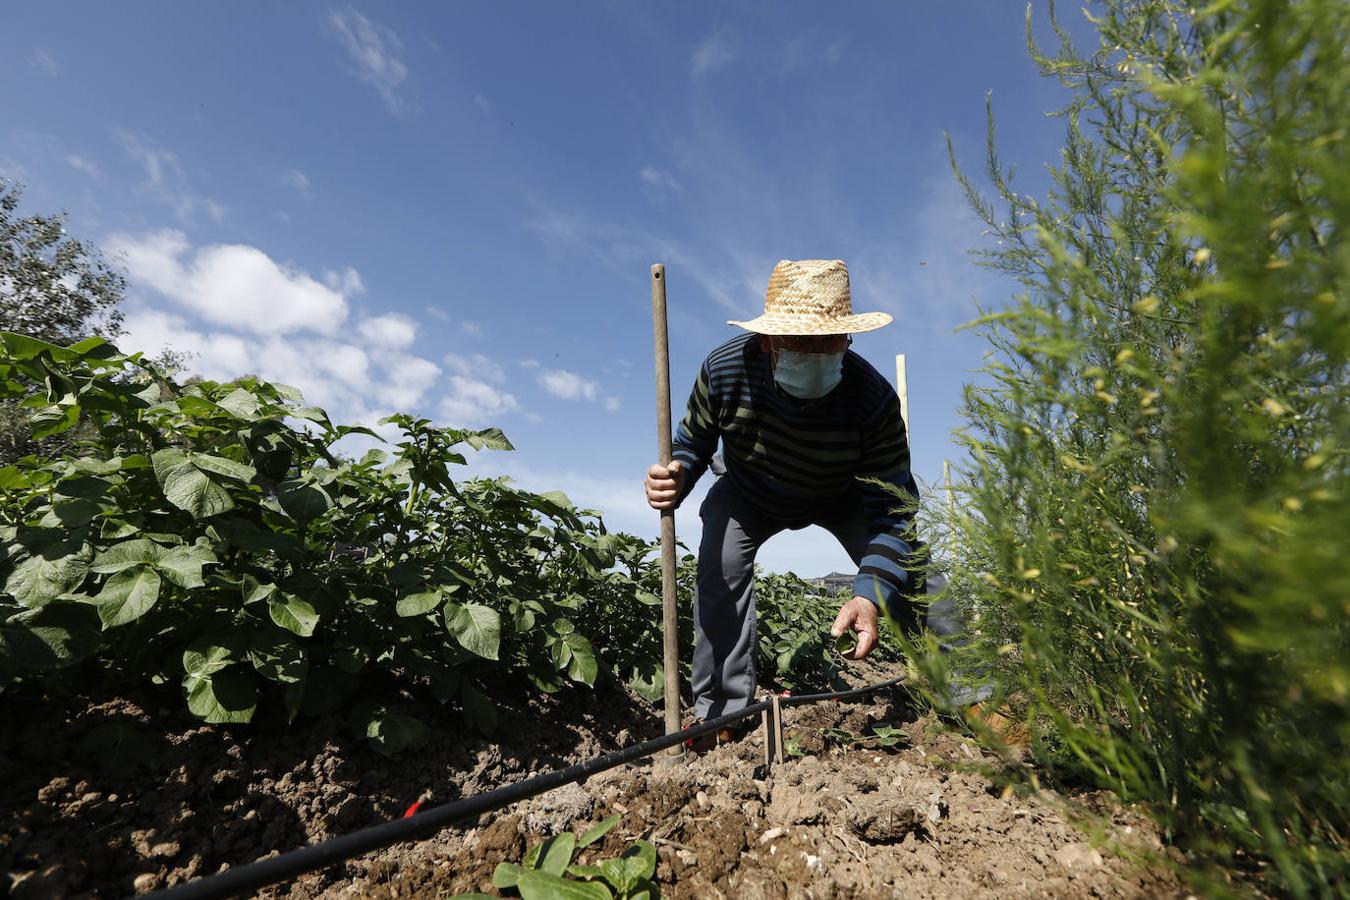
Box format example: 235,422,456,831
897,1,1348,896
0,332,888,754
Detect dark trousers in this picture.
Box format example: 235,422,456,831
691,475,966,718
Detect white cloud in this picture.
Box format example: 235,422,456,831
66,154,98,177
424,304,450,322
379,355,440,408
460,320,483,338
32,48,60,76
106,229,352,335
639,166,683,200
538,369,599,401
325,266,365,296
112,129,224,223
440,376,519,426
359,313,416,350
445,352,505,384
474,94,491,114
534,367,620,413
121,309,442,425
281,168,313,199
692,30,737,77
327,8,411,116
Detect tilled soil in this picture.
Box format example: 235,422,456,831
1,661,1184,898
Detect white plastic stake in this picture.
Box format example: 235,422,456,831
895,354,909,433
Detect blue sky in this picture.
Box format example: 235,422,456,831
2,2,1090,577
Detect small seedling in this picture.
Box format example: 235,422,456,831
822,726,858,747
868,723,905,748
459,813,661,900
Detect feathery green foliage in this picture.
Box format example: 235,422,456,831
910,0,1347,894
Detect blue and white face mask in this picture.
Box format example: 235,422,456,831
773,350,845,399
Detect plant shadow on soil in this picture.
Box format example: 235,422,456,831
0,672,667,898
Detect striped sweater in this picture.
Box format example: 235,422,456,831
671,333,920,610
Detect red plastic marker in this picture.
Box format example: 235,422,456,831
402,800,424,819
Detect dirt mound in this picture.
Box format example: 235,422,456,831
334,689,1184,900
1,663,1184,898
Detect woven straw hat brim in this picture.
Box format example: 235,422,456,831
727,310,893,335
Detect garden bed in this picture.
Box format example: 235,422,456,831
1,658,1182,898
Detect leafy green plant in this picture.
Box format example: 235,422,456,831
820,723,905,751
896,0,1349,893
0,334,676,745
753,568,901,692
461,814,660,900
0,333,874,752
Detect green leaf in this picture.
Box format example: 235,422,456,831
460,680,498,735
191,453,256,483
538,490,574,509
577,814,621,849
0,602,102,670
153,448,234,519
539,832,577,876
464,427,514,451
91,539,162,574
1,332,80,361
5,542,93,608
241,576,277,606
183,640,237,678
30,402,80,439
247,630,308,685
154,543,215,589
277,477,333,524
217,388,261,419
184,665,256,723
567,864,606,879
93,566,161,628
629,663,664,703
272,383,304,403
564,633,598,686
39,497,102,529
493,862,524,888
516,869,613,900
357,706,431,756
447,603,500,660
396,589,444,617
600,842,656,894
269,593,319,637
0,466,30,490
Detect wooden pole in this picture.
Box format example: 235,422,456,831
895,354,909,434
650,264,682,749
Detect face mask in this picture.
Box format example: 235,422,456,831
773,350,845,399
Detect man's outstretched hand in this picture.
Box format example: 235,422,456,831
830,595,879,661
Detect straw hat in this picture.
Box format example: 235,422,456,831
728,259,892,335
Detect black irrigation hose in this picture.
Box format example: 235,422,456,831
780,674,909,707
152,675,907,900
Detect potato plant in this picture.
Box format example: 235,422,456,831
0,333,675,749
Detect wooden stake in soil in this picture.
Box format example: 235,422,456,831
651,264,682,752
